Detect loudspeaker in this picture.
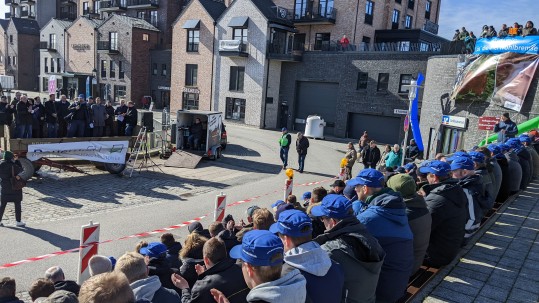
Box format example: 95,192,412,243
141,111,154,132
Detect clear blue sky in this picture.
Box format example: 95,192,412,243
0,1,538,40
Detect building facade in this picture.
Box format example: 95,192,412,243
149,49,171,108
4,18,40,91
39,19,73,94
6,0,78,26
170,0,226,113
279,52,430,144
96,14,159,106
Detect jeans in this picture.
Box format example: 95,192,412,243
298,154,306,172
93,126,104,137
58,120,68,137
47,122,57,138
0,200,22,222
67,120,85,137
16,124,32,138
188,135,200,149
125,124,134,136
280,147,289,168
117,122,126,136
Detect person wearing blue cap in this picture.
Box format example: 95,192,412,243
418,160,467,267
488,144,511,202
66,94,89,137
278,127,292,170
349,169,414,302
271,200,285,212
521,134,539,179
139,242,179,292
445,151,471,162
469,151,495,212
270,210,344,303
450,156,488,243
301,191,311,207
310,194,384,303
211,230,307,303
494,113,518,143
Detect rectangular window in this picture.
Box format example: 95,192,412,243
185,64,198,86
425,0,431,19
405,15,412,29
57,58,61,72
7,56,10,66
377,73,389,92
152,63,157,75
13,56,16,66
50,58,54,73
49,34,56,49
119,61,124,79
357,72,368,90
44,58,48,73
42,77,48,92
225,98,246,122
150,11,158,27
143,33,149,41
161,64,167,76
110,60,116,78
83,1,89,14
314,33,331,51
391,9,400,29
101,60,107,78
114,85,127,102
229,66,245,91
93,0,99,12
182,92,199,110
232,28,248,41
399,74,412,94
110,32,118,51
365,1,374,25
9,35,12,44
187,30,199,52
408,0,415,10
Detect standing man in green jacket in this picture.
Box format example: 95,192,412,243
279,127,292,170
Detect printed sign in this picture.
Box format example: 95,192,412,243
474,36,539,55
441,115,468,129
394,109,408,115
27,141,129,164
48,75,56,95
478,116,499,131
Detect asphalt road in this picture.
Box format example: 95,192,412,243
0,124,359,295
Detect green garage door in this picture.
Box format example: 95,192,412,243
348,113,401,145
294,81,339,136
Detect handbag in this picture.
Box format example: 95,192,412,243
11,166,26,190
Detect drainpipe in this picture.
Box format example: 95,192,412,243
352,0,360,44
210,21,216,111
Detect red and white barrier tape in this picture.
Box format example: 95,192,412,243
0,177,335,270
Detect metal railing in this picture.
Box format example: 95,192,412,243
302,40,462,54
287,6,337,23
59,12,77,20
83,8,99,15
99,0,127,9
20,10,35,18
127,0,159,6
39,41,57,50
218,40,247,53
97,40,120,52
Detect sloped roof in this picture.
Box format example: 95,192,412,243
250,0,294,27
10,17,40,35
104,14,160,32
41,18,73,31
199,0,227,21
0,19,9,31
87,17,105,28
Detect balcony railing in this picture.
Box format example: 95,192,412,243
20,0,34,3
59,11,77,20
290,6,337,24
60,0,77,4
140,16,159,28
127,0,159,8
99,0,127,11
267,41,303,62
218,40,248,57
5,0,14,5
301,40,463,55
97,41,120,53
39,41,57,51
83,8,100,15
20,10,36,18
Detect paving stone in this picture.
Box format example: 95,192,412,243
519,268,539,282
478,284,510,302
526,251,539,262
490,267,520,279
443,275,485,290
466,250,503,263
502,249,528,260
457,258,495,275
438,280,480,297
450,266,490,282
429,286,475,303
486,274,517,291
513,277,539,294
423,296,453,303
508,288,539,302
473,296,504,303
497,257,524,270
522,260,539,271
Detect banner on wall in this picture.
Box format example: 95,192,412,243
27,141,129,164
474,36,539,55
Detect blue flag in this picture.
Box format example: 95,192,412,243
410,73,424,152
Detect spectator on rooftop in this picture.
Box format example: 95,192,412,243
498,24,509,37
452,29,460,41
486,26,497,38
458,27,469,40
511,22,522,36
29,278,55,302
0,277,24,303
480,25,489,38
45,266,80,296
160,233,183,270
522,21,538,37
88,255,113,277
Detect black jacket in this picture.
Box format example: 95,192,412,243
296,136,310,156
496,157,511,202
422,178,467,267
165,241,183,269
32,103,45,127
148,257,178,292
115,104,128,118
54,280,80,295
0,102,14,125
189,122,204,138
56,101,70,122
16,101,32,125
0,160,23,203
181,258,249,303
68,102,89,121
105,105,115,126
217,230,240,254
0,297,24,303
44,100,58,123
125,107,138,125
458,174,488,239
517,148,532,190
362,146,381,165
180,257,205,289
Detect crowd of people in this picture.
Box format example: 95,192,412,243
0,92,139,139
451,20,537,54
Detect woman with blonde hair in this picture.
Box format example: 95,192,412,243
179,232,208,288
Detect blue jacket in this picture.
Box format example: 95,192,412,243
356,188,414,303
385,150,402,169
494,120,518,142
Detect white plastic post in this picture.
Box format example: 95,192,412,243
214,192,227,222
284,179,293,201
338,167,346,181
77,221,100,284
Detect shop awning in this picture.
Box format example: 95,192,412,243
228,16,249,28
182,19,201,29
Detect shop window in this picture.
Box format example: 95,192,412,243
110,60,116,78
357,72,368,90
182,92,199,110
398,74,412,94
441,127,465,155
225,97,246,122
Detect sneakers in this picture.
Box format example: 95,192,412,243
16,221,26,227
0,222,3,227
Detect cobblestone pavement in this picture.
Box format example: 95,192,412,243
416,182,539,303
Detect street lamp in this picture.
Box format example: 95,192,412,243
402,80,420,166
92,68,98,98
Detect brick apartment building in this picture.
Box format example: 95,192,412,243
39,19,74,95
170,0,226,113
97,14,159,106
6,0,78,27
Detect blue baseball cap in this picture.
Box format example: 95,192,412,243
507,138,522,150
346,168,385,188
302,191,311,200
78,94,85,99
310,194,352,219
450,156,475,171
270,209,313,237
404,163,416,171
418,160,451,176
468,151,485,164
499,143,510,152
229,230,284,266
396,166,406,173
447,151,470,161
487,144,501,155
271,200,285,209
281,127,287,132
520,135,532,144
139,242,167,258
